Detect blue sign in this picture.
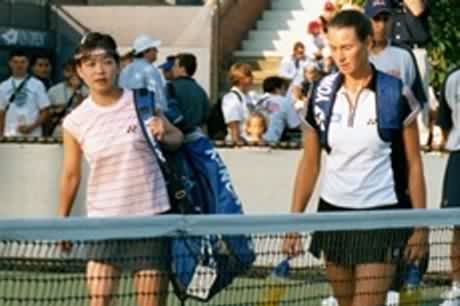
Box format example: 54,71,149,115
0,27,54,49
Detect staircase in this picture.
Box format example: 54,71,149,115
233,0,328,91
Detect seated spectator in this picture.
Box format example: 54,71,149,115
0,49,50,137
291,62,323,111
168,53,208,135
244,112,267,143
46,60,88,136
31,53,53,90
279,42,309,85
221,63,254,142
257,76,301,143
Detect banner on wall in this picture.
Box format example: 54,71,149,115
0,27,54,49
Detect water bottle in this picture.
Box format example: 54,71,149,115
399,263,422,306
257,258,290,306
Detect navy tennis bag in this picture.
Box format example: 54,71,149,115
133,89,255,302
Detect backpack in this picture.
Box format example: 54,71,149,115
207,90,242,140
133,88,255,303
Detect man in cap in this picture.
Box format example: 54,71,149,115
159,55,176,82
365,0,427,118
119,34,168,111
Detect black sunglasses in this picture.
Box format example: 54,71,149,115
373,14,391,22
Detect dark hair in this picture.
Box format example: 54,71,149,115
176,53,197,76
328,10,373,43
263,76,287,94
74,32,119,64
8,49,28,61
31,53,52,67
293,41,305,51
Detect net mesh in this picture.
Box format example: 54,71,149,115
0,210,458,306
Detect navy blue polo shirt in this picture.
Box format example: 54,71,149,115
391,0,430,48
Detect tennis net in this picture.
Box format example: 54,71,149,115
0,209,459,306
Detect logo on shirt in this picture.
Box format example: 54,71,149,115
126,124,138,134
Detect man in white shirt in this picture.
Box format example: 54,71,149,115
279,42,309,85
0,50,50,137
437,66,460,306
46,60,88,137
48,60,88,108
118,34,168,111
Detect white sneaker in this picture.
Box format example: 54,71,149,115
440,286,460,306
321,296,338,306
386,290,399,306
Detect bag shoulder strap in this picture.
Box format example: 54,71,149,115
375,71,403,142
133,88,168,165
311,72,342,152
230,90,243,103
9,75,31,103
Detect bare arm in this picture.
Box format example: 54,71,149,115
58,129,82,217
403,0,426,16
403,120,428,261
159,113,183,151
403,120,426,209
227,121,244,143
290,128,322,213
0,111,4,136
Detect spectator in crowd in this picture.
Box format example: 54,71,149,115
279,42,309,85
46,60,88,137
244,112,267,143
365,0,427,108
119,34,168,111
321,46,337,74
221,63,254,143
159,55,176,82
389,0,431,147
291,62,323,111
283,10,427,306
437,65,460,306
48,60,88,108
167,53,209,134
31,53,53,90
0,49,50,137
257,76,301,143
59,32,182,306
304,20,326,61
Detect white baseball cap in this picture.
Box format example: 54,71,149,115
133,34,161,55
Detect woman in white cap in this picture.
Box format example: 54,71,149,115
119,34,168,111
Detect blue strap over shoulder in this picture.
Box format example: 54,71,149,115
311,70,403,151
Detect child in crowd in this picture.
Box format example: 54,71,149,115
244,112,268,143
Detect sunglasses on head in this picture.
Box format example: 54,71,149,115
373,14,391,22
